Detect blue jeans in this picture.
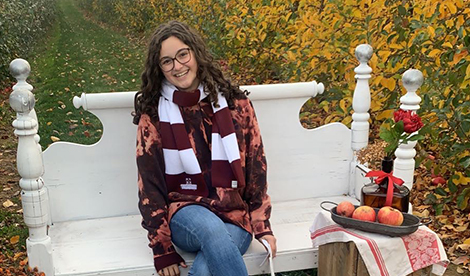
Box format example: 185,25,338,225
170,205,252,276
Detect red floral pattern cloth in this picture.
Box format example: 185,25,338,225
136,96,273,271
310,211,449,276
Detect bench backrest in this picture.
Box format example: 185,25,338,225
43,82,353,223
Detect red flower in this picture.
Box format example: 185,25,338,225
393,109,409,122
393,109,423,133
403,114,423,133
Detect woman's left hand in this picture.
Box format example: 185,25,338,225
259,235,277,258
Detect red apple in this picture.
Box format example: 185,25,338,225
352,206,376,222
336,201,355,217
377,206,404,226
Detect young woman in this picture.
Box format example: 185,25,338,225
133,20,276,276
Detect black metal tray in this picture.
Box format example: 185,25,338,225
320,201,431,237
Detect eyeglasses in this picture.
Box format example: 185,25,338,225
159,48,192,72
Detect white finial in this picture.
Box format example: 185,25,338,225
10,58,31,80
355,44,373,64
317,82,325,95
10,58,34,91
73,93,87,110
9,88,35,114
400,69,423,112
402,69,424,92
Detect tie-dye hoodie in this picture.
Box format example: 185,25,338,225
136,95,273,271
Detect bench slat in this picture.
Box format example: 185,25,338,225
49,196,358,276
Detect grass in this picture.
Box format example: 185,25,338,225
28,0,145,149
0,209,28,255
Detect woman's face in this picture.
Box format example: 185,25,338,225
159,36,199,92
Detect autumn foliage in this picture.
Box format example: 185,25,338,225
78,0,470,216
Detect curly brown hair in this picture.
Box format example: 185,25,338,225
133,20,248,125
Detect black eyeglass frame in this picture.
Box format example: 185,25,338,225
159,48,192,72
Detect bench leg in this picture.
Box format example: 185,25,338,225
319,242,368,276
318,242,434,276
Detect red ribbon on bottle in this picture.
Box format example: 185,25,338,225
365,170,405,207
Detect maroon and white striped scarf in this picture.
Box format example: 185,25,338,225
158,81,245,197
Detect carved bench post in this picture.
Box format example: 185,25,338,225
351,44,373,151
394,69,423,190
9,59,54,275
351,44,373,196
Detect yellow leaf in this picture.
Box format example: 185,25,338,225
376,109,395,120
427,26,435,38
445,19,454,28
47,122,52,126
3,200,14,208
439,3,447,16
260,32,267,42
339,99,348,113
310,58,316,68
380,78,396,91
464,238,470,244
378,50,391,61
453,172,470,185
286,51,296,61
10,235,20,245
342,116,352,125
465,64,470,80
389,43,403,49
446,2,457,14
443,87,451,97
461,79,470,89
353,9,362,18
428,49,441,58
50,136,60,142
442,42,453,48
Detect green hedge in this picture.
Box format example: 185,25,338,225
0,0,56,86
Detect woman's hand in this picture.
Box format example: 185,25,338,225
158,262,187,276
260,234,277,258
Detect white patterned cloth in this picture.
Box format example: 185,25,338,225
310,211,449,276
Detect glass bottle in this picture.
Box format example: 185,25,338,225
361,157,410,212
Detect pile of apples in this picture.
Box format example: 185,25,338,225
336,201,404,226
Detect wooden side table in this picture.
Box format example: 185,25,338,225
318,242,436,276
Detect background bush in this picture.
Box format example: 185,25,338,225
0,0,56,86
78,0,470,213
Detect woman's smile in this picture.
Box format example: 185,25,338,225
160,36,199,92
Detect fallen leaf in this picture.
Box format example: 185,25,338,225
83,130,90,137
456,223,469,232
19,257,28,266
452,255,470,265
50,136,60,142
10,235,19,244
47,122,52,126
457,267,465,273
3,200,14,208
13,252,25,260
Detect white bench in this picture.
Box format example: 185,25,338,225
8,44,423,276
